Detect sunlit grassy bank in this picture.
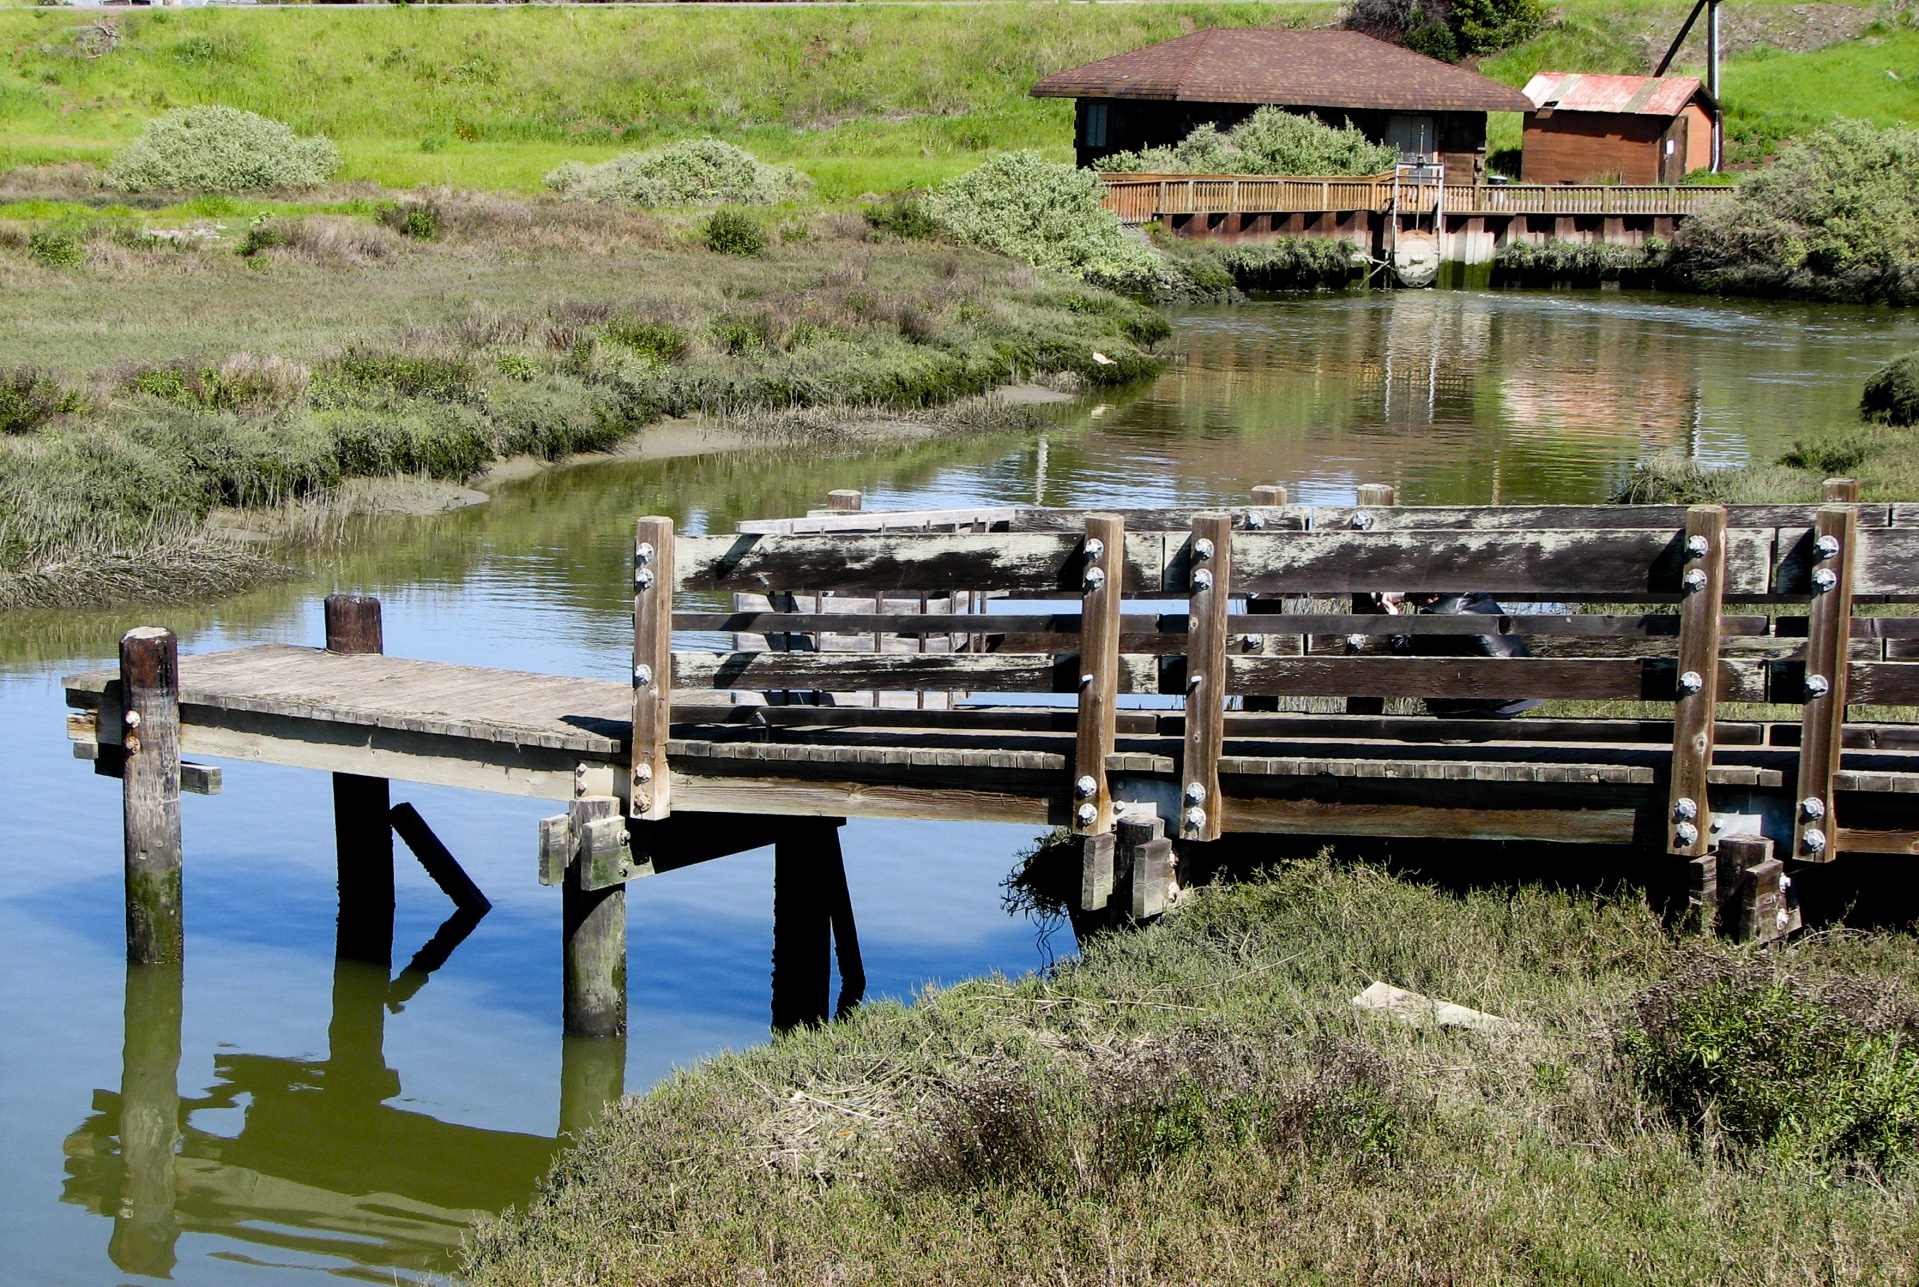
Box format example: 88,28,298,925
468,861,1919,1286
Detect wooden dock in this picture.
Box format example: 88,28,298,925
66,481,1919,1035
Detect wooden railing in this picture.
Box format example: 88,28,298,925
1097,172,1732,223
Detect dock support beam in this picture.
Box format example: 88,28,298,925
772,818,855,1033
327,595,394,967
121,627,183,966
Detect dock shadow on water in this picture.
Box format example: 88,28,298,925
61,957,622,1281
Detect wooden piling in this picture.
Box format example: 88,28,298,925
1181,514,1231,843
1795,506,1857,863
1667,505,1726,857
631,517,675,820
1073,514,1124,837
1822,477,1860,503
771,820,836,1032
390,802,492,914
326,595,394,967
564,795,627,1037
121,627,183,967
824,832,865,1019
111,963,182,1276
826,489,864,512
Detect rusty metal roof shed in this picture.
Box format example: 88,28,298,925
1030,28,1534,113
1522,72,1715,116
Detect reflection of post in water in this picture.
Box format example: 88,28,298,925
109,963,183,1277
771,818,865,1033
559,1035,628,1138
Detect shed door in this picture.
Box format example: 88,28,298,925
1386,115,1436,163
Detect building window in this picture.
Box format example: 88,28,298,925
1085,102,1109,149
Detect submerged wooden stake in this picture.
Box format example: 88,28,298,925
121,627,183,967
564,795,627,1038
326,594,394,967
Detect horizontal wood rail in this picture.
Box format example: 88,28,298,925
1097,172,1734,224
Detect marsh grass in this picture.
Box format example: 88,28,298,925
466,861,1919,1286
0,190,1159,608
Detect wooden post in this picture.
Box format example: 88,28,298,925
110,964,182,1276
631,517,674,820
826,489,863,512
558,1033,627,1138
1116,814,1175,921
1823,477,1860,503
390,802,492,913
772,820,834,1032
1667,505,1726,857
1347,485,1397,716
564,795,626,1037
1794,506,1857,863
1182,514,1231,843
1073,514,1124,838
1246,485,1289,713
326,594,393,968
1718,835,1785,942
121,627,183,967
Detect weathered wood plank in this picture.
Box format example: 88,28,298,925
1181,514,1231,842
1795,507,1857,863
1225,656,1769,701
736,506,1017,535
1012,506,1308,532
1668,505,1727,857
1777,527,1919,598
1306,503,1887,531
632,517,674,819
1835,828,1919,855
1074,514,1124,836
1214,794,1640,843
1226,528,1772,598
674,532,1164,595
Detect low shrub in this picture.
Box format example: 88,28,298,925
1103,107,1398,177
0,367,86,433
703,209,767,257
495,354,538,382
863,197,939,241
1174,238,1365,291
544,138,808,208
922,152,1167,296
603,318,689,364
324,402,493,480
1861,353,1919,426
106,106,340,194
238,215,285,258
1780,429,1885,474
323,347,485,405
1494,238,1668,287
1621,956,1919,1172
379,201,442,241
26,225,84,268
121,354,311,412
1669,121,1919,302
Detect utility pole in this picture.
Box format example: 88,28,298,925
1654,0,1723,173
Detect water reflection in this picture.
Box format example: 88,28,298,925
61,957,617,1280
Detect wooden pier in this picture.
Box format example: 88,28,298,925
66,481,1919,1034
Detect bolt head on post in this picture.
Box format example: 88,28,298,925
1673,796,1698,822
1805,673,1831,699
1083,566,1106,592
1184,806,1206,833
1812,568,1838,593
1352,512,1374,530
1683,568,1709,593
1083,537,1104,561
1674,822,1700,847
1801,827,1828,855
636,541,655,564
635,568,655,591
1191,568,1213,591
1184,782,1207,805
1074,774,1098,800
1686,534,1710,559
1676,670,1704,696
1800,796,1826,821
1814,534,1841,559
1193,537,1215,561
1076,803,1098,827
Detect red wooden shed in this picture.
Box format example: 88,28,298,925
1520,73,1717,184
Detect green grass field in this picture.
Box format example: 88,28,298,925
4,0,1911,200
0,2,1331,196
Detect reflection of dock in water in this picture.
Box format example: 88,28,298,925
61,958,620,1279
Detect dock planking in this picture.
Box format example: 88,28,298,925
64,483,1919,1032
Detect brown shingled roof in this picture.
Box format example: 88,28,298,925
1030,28,1534,113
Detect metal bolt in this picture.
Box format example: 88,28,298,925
1801,796,1826,821
1815,534,1841,559
1673,796,1698,822
1080,672,1095,689
636,541,655,564
1683,568,1709,593
1076,802,1098,827
634,664,654,687
1193,537,1215,561
1710,814,1727,833
1677,670,1704,696
1352,512,1374,530
634,762,653,784
1083,566,1106,592
1192,568,1214,591
1184,806,1206,832
1802,827,1828,854
1805,673,1831,699
1812,568,1838,593
635,568,656,591
1245,513,1265,530
1188,671,1205,691
1075,774,1098,799
1083,537,1104,562
124,709,141,728
1185,782,1207,805
1675,821,1700,847
1346,634,1369,649
1686,534,1710,559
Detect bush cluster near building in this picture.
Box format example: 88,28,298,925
466,861,1919,1286
1100,107,1400,177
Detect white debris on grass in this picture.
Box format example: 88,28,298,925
1351,980,1519,1033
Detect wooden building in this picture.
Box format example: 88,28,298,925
1521,72,1716,184
1030,28,1533,182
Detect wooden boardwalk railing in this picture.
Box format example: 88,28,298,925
1097,172,1731,223
61,482,1919,1033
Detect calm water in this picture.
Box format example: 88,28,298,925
4,290,1915,1284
